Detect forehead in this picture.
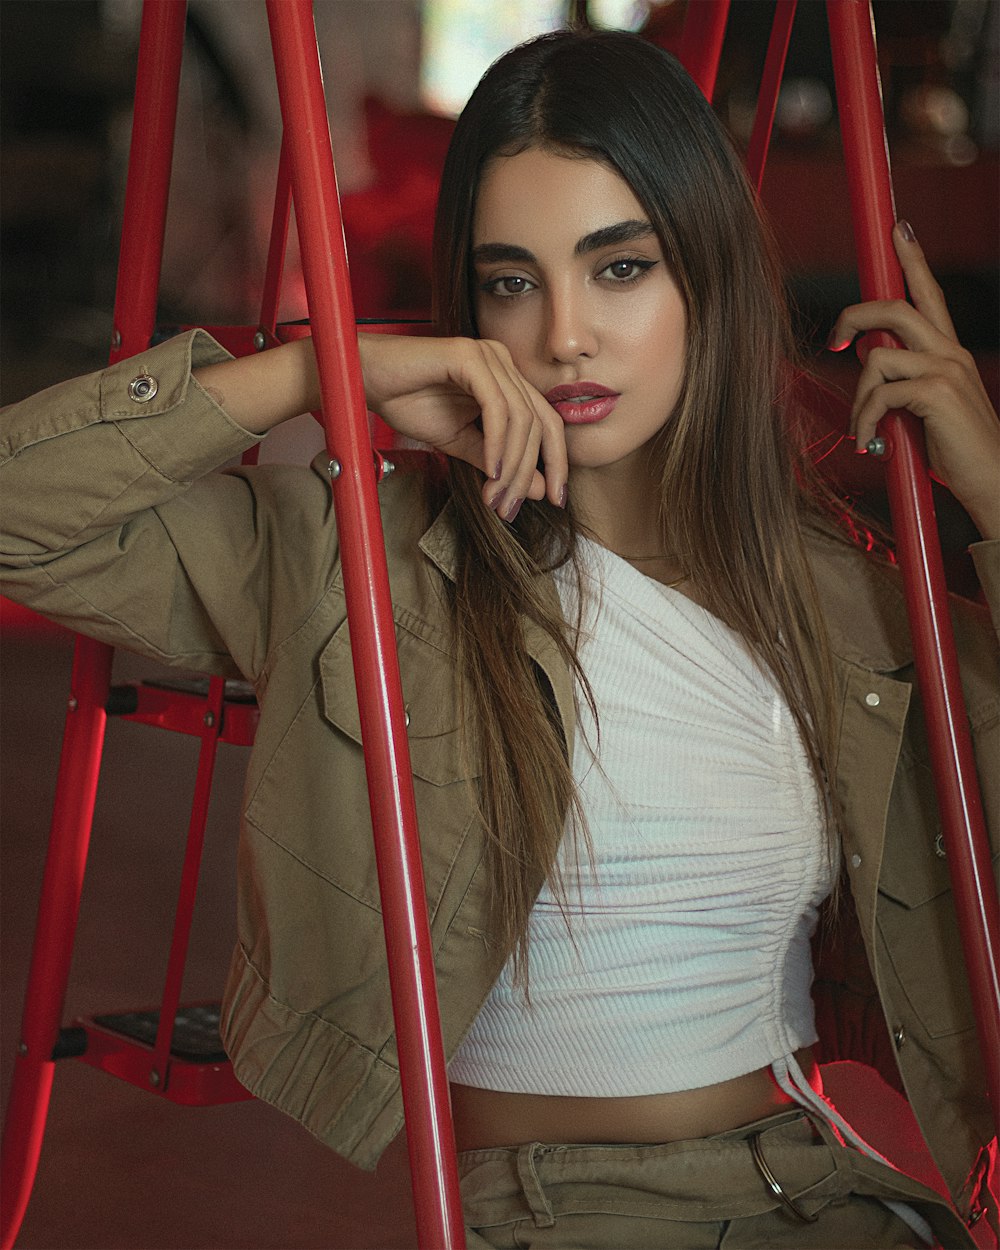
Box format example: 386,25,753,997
473,147,649,248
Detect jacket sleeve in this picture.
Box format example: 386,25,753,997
0,330,336,680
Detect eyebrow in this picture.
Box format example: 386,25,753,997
472,219,655,266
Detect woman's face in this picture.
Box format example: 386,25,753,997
472,146,687,479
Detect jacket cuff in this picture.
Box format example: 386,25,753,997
98,329,262,483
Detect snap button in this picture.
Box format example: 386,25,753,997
893,1025,905,1049
850,853,862,869
933,832,946,858
865,691,880,707
404,705,410,728
127,373,158,403
968,1205,984,1226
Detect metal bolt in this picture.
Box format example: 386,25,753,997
111,329,122,350
204,711,215,728
328,459,342,480
253,331,266,351
149,1068,161,1088
67,696,79,712
17,1041,28,1056
866,436,886,457
380,455,395,480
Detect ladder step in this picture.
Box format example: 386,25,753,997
105,680,259,745
69,1006,253,1106
91,1004,228,1062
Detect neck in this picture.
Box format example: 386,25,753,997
569,456,666,561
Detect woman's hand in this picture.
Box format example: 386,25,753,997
359,332,567,519
828,221,1000,540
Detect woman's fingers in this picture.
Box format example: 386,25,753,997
360,333,568,521
826,227,1000,538
472,340,567,517
827,222,957,354
849,332,1000,538
892,220,957,341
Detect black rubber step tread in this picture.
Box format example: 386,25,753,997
91,1004,229,1062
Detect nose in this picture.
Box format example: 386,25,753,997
544,282,598,363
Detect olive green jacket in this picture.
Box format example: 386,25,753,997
2,330,997,1221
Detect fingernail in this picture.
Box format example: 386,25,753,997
558,483,568,509
504,496,523,523
826,329,849,352
897,219,916,243
488,486,508,512
492,460,503,481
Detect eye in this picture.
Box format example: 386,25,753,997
479,274,537,298
598,257,657,283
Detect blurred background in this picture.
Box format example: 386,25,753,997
1,2,998,1247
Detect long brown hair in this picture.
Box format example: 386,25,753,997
430,29,840,981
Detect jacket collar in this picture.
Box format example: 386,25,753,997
804,526,915,674
418,500,460,583
417,499,577,753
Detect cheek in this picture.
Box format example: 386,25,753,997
474,300,533,358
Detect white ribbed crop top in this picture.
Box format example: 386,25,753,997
450,538,835,1098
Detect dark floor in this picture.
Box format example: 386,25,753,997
0,622,418,1250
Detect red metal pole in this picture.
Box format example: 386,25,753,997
745,0,798,193
0,7,188,1245
0,641,113,1250
151,676,226,1089
264,4,465,1247
111,0,188,363
678,0,731,102
259,135,293,338
827,0,1000,1133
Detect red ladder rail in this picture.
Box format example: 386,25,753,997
265,4,465,1245
0,5,188,1246
827,0,1000,1133
678,0,731,102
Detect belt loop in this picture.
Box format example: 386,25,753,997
747,1131,819,1224
515,1143,556,1228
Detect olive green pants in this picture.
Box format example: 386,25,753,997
459,1108,977,1249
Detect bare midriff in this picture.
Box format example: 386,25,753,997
449,1045,819,1151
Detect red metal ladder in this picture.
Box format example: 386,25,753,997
1,3,997,1249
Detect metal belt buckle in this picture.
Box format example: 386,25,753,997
747,1131,819,1224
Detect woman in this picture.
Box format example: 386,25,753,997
2,29,997,1250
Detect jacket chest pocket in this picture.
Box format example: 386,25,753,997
244,614,480,923
321,615,477,788
876,737,995,1040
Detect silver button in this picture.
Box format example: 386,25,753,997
127,373,158,402
850,852,862,869
404,705,410,728
934,832,946,859
865,691,880,707
892,1025,905,1049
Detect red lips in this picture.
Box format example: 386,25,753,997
545,382,620,425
